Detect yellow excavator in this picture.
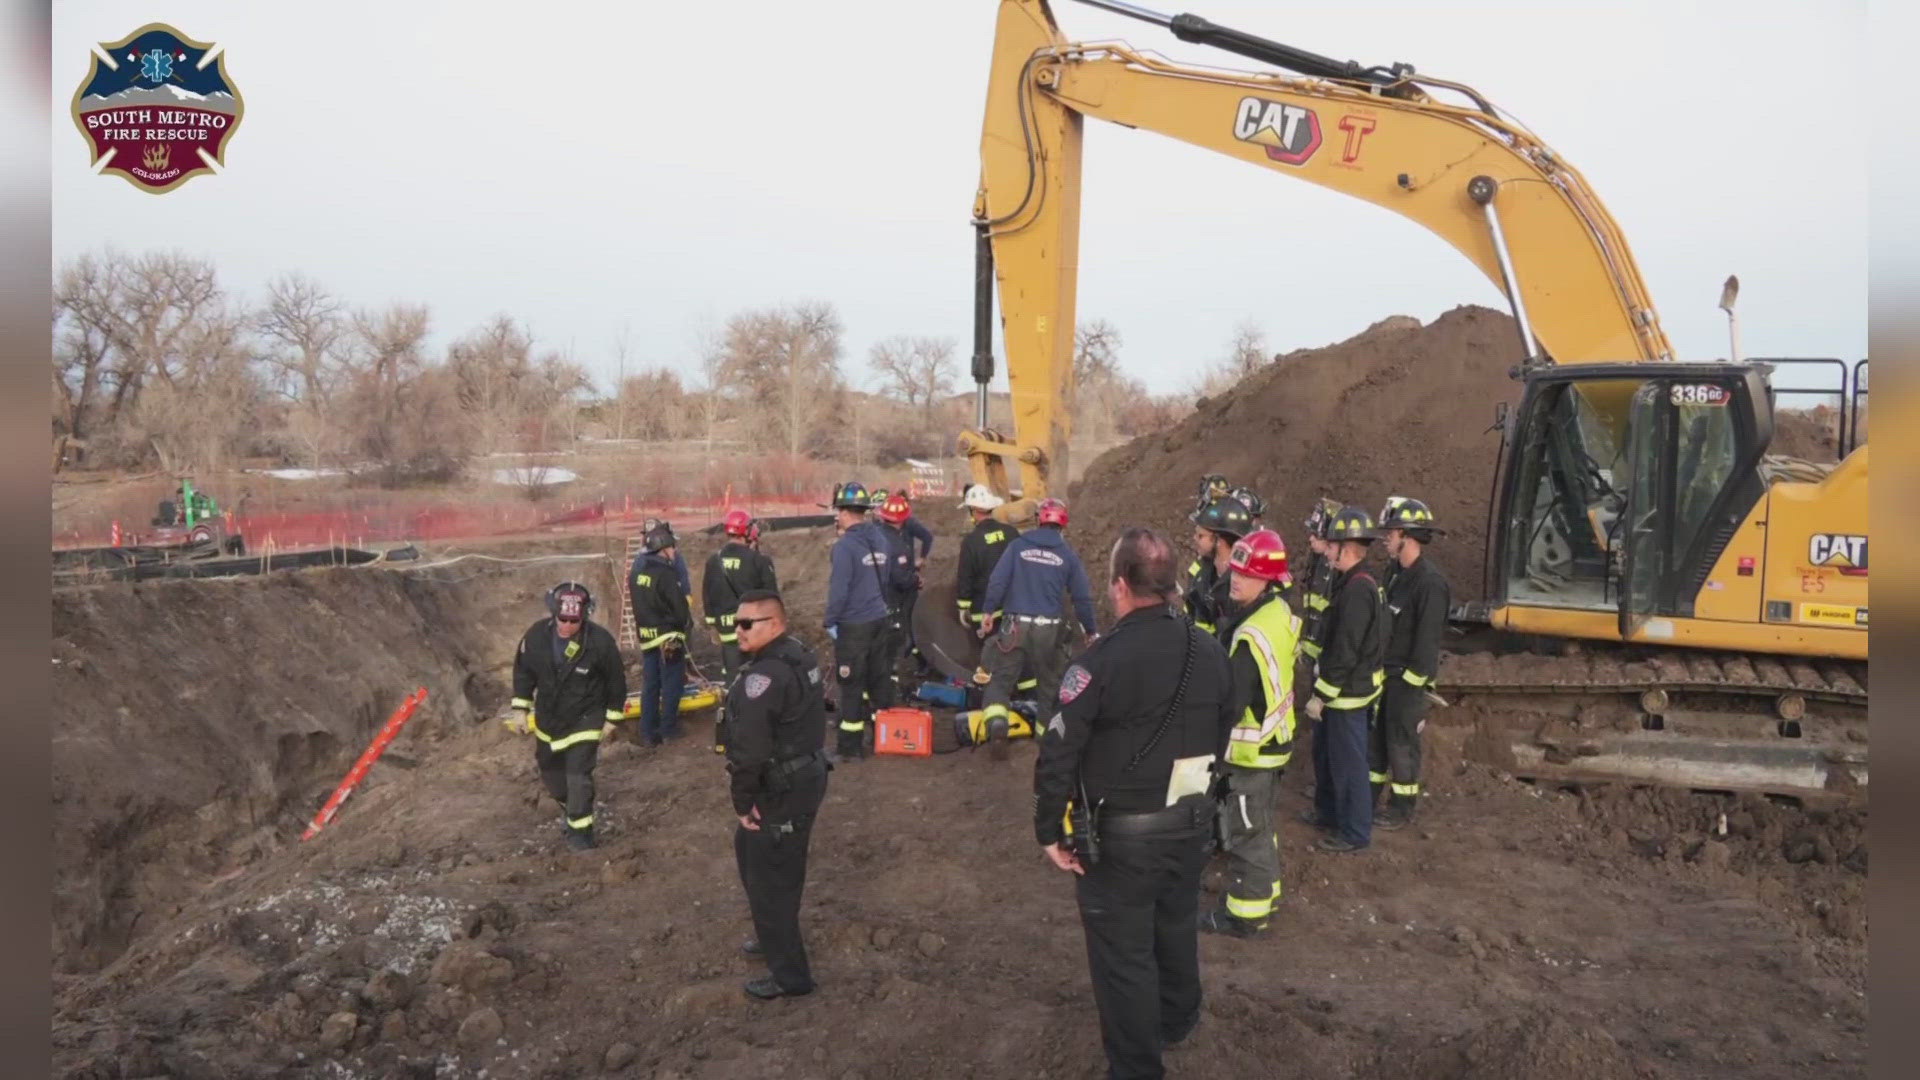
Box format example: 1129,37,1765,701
952,0,1867,798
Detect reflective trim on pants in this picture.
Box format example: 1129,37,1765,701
567,813,594,830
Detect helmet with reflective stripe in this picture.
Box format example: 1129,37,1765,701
1378,495,1443,534
643,525,675,553
1190,496,1253,540
878,493,912,525
1303,497,1343,537
1229,529,1290,583
960,483,1004,512
825,480,872,510
722,508,752,537
1321,506,1378,542
1036,497,1069,527
546,580,595,619
1229,486,1267,519
1194,473,1230,511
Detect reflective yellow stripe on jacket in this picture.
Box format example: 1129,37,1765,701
1226,598,1301,769
1312,668,1385,710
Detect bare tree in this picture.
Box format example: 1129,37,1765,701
116,302,265,475
611,323,632,442
52,302,112,469
1073,319,1123,386
714,301,846,460
1225,320,1268,378
445,315,537,454
1071,319,1134,444
618,368,690,441
869,335,957,423
255,273,347,469
338,304,473,484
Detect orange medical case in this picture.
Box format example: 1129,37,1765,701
873,707,934,757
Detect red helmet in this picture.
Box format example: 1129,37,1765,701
1036,498,1069,527
878,493,912,525
1228,529,1289,583
722,508,752,537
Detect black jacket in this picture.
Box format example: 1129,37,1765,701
628,551,693,647
1310,563,1385,707
1185,556,1233,637
1298,550,1336,657
1382,554,1449,688
724,635,830,819
511,618,628,737
955,517,1019,619
1033,604,1237,845
702,541,779,632
881,517,934,602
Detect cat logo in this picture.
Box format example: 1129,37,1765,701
1807,534,1868,576
1232,96,1322,166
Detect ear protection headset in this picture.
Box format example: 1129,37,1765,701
545,581,596,619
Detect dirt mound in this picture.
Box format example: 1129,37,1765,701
1073,305,1523,601
1382,1007,1661,1080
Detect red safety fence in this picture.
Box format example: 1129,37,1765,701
302,687,429,840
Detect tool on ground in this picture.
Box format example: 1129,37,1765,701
302,687,429,840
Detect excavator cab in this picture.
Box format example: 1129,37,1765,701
1497,363,1770,635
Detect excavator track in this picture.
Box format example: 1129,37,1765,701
1438,640,1867,805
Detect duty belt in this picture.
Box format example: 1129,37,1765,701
1098,795,1215,838
766,749,830,789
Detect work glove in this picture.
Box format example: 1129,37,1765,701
601,721,617,741
957,607,971,629
504,707,530,735
1304,697,1325,722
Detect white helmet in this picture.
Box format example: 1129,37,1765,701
961,484,1004,512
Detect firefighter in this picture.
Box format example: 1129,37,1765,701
1199,529,1299,938
1187,496,1253,639
978,497,1096,756
1033,527,1236,1080
642,517,694,598
955,484,1018,630
1229,485,1267,531
1295,499,1342,686
725,590,831,1000
629,524,694,746
704,508,780,754
1302,507,1387,853
1373,497,1450,830
822,481,892,760
876,492,935,688
509,582,628,851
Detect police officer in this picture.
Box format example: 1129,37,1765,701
724,590,831,1000
1187,496,1253,639
954,484,1018,630
979,497,1096,754
876,492,935,687
1373,497,1450,830
1034,527,1237,1080
629,524,694,745
509,582,628,851
1200,529,1300,938
822,481,892,760
1302,507,1387,853
704,508,780,754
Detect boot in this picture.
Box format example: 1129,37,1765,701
1197,908,1265,938
987,713,1010,762
565,827,596,852
835,733,867,761
1375,794,1416,831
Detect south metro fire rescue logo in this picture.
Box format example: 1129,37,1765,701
70,24,243,193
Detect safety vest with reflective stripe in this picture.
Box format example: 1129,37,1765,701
1226,595,1301,769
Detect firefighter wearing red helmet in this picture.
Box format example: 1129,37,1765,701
1200,529,1301,937
875,492,934,694
977,496,1095,756
703,508,780,753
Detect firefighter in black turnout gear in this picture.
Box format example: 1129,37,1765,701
1187,495,1252,640
704,508,780,754
954,484,1017,629
1372,497,1450,830
510,582,628,851
723,590,831,1000
1295,499,1343,705
1034,528,1237,1080
629,525,694,745
1303,507,1387,853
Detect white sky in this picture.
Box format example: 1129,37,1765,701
52,1,1867,398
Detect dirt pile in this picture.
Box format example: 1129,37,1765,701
1381,1007,1659,1080
1073,305,1523,602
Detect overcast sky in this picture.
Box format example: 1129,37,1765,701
51,1,1866,398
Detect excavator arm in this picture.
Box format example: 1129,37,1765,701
967,0,1674,515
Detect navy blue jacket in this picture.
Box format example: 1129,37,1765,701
881,517,935,601
983,525,1096,633
825,519,892,630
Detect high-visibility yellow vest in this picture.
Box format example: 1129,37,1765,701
1226,594,1301,769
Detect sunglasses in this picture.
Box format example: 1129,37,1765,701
556,615,582,624
734,615,771,631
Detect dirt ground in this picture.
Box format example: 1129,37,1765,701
51,517,1867,1079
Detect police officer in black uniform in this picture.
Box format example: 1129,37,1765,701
724,589,831,1001
1372,496,1450,830
510,582,628,851
1034,528,1238,1080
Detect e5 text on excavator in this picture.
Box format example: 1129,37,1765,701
954,0,1867,800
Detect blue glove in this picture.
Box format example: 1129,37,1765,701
827,625,839,641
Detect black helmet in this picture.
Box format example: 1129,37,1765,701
1194,473,1230,511
1229,486,1266,519
1378,496,1444,536
546,581,595,619
643,525,675,553
824,480,873,511
1321,506,1378,543
1304,497,1343,537
1190,496,1253,540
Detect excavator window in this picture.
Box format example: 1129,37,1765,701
1505,378,1644,611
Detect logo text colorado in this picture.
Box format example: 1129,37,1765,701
71,24,243,193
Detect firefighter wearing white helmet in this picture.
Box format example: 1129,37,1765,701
954,484,1018,629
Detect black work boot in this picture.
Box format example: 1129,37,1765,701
1376,794,1417,831
1197,908,1265,938
986,713,1010,762
565,827,596,852
835,734,866,762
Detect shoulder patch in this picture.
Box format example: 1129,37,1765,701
745,673,773,699
1059,664,1093,704
808,668,821,684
